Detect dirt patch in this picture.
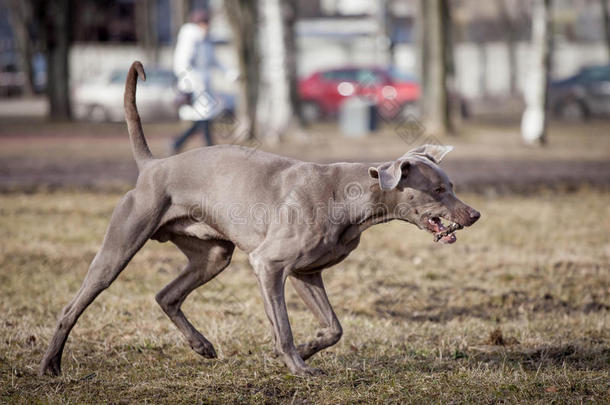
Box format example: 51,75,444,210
1,155,609,193
371,290,609,323
2,120,610,192
0,157,137,192
470,344,610,371
488,328,520,346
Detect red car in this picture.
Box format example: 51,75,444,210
298,66,420,121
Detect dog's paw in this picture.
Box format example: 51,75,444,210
296,343,317,361
191,341,217,359
39,357,62,377
291,365,326,377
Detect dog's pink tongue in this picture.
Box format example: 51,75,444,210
440,233,456,244
429,218,457,244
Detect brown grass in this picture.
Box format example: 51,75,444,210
0,190,609,404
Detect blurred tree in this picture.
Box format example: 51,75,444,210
499,0,519,96
7,0,35,95
376,0,392,65
521,0,552,145
225,0,260,140
28,0,72,120
476,39,487,98
171,0,190,45
8,0,72,118
45,0,72,120
135,0,159,63
284,0,304,127
419,0,452,135
442,0,459,125
601,0,610,61
257,0,295,140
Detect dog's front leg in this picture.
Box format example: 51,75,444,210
251,258,323,376
290,272,342,360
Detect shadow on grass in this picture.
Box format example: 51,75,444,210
337,342,610,373
369,289,610,323
470,343,610,371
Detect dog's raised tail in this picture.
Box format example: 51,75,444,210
124,61,154,170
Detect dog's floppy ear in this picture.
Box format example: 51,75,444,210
368,159,410,190
407,144,454,164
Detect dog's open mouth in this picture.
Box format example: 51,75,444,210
426,217,463,244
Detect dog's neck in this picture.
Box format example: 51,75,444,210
329,163,405,233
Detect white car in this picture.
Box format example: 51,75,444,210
72,68,179,122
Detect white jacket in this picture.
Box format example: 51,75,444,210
173,23,226,121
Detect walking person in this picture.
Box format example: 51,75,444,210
171,9,235,153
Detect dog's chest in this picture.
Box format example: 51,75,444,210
293,232,361,273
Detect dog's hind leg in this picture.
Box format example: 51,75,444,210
39,190,168,376
155,236,234,358
290,272,343,360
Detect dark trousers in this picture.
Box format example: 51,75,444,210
173,120,213,152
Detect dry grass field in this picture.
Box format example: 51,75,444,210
0,189,608,404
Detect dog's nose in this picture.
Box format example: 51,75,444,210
469,209,481,223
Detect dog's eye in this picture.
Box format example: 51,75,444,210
434,186,445,194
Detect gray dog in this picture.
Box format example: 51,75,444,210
40,62,480,377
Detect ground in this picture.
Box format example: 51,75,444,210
0,117,609,403
0,190,608,404
1,120,610,192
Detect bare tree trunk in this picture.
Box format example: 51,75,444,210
499,0,519,96
284,0,304,127
419,0,451,136
441,0,455,129
40,0,72,120
601,0,610,62
477,41,488,98
171,0,190,45
257,0,293,140
521,0,552,145
7,0,35,95
225,0,259,140
376,0,391,64
135,0,159,64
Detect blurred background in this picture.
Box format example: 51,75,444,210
0,0,609,192
0,0,609,191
